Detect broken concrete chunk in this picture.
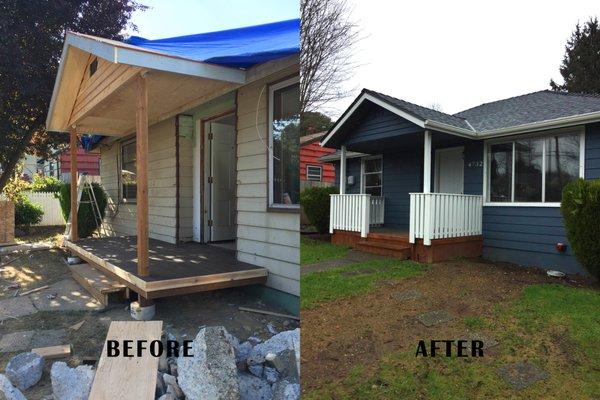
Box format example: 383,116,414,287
156,371,166,397
272,380,300,400
263,366,279,384
50,361,95,400
6,352,44,390
238,372,272,400
247,329,300,366
176,326,240,400
235,341,253,370
248,364,263,378
265,349,299,383
0,374,27,400
157,394,176,400
162,373,183,398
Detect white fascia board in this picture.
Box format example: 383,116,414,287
67,33,246,84
45,39,70,130
477,111,600,139
424,120,477,138
321,93,427,147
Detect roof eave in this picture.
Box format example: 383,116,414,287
477,111,600,138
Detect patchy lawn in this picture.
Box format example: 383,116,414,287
301,258,425,309
301,257,600,399
300,236,349,265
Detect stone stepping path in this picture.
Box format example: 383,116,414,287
417,310,454,327
391,289,423,301
0,296,37,321
497,362,549,390
0,329,67,353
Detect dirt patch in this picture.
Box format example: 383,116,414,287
300,258,594,392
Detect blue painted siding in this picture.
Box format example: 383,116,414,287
345,107,421,146
482,206,584,275
463,141,484,195
586,122,600,179
333,158,361,194
382,151,421,228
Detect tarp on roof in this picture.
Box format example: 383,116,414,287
126,19,300,69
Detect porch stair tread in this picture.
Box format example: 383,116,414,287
356,240,411,250
356,240,412,259
68,263,128,305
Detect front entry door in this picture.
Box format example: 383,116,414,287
435,146,464,194
208,121,236,241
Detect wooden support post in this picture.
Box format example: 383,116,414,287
423,130,432,193
138,293,154,307
136,73,149,277
340,145,347,194
69,128,78,242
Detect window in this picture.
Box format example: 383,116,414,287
486,131,582,205
121,140,136,203
269,76,300,208
362,157,383,196
306,165,322,182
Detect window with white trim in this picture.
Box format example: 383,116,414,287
306,165,322,182
120,139,137,203
486,131,582,204
362,157,383,196
268,76,300,208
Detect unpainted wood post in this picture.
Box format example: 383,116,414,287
69,128,78,242
136,74,149,277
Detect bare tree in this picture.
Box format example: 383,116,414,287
300,0,359,113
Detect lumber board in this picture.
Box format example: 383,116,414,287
32,344,72,359
69,263,127,293
89,321,162,400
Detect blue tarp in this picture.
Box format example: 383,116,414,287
82,19,300,150
126,19,300,69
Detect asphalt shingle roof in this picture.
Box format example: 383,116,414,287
454,90,600,132
364,89,474,131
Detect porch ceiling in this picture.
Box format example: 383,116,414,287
72,70,237,136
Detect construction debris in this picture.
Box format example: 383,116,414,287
5,352,44,391
51,362,95,400
68,320,85,331
32,345,72,360
238,307,300,321
18,285,49,296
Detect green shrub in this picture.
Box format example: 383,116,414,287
14,196,43,228
561,178,600,279
300,186,339,233
58,182,108,238
30,175,63,193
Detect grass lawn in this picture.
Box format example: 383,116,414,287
303,282,600,399
301,258,426,309
300,236,349,265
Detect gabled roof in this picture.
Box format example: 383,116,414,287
455,90,600,132
300,131,327,145
322,88,600,147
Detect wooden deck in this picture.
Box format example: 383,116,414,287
64,236,268,299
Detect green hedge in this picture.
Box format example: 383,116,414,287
29,175,63,193
58,182,108,238
15,196,43,228
300,186,339,233
561,178,600,279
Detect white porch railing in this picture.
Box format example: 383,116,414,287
409,193,483,245
330,194,385,237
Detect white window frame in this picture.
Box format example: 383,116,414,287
306,164,323,182
268,75,300,210
360,155,383,196
119,138,137,204
483,127,585,207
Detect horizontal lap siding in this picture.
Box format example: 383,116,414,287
345,108,422,145
463,141,484,195
100,118,177,243
236,66,300,297
482,207,584,274
334,158,361,194
382,151,421,228
482,123,599,275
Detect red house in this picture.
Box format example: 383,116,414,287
300,131,336,187
59,146,100,179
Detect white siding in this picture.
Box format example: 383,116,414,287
236,65,300,296
100,117,178,243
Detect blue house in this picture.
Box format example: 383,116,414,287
321,89,600,275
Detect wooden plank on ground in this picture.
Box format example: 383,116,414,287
32,345,72,359
69,263,128,305
89,321,162,400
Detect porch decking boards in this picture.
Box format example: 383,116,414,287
65,236,268,298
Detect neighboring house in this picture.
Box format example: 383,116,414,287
19,146,100,182
300,131,336,189
45,20,300,314
322,88,600,275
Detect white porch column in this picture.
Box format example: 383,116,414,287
423,130,432,193
340,145,347,194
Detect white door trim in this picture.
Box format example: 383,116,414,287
434,146,464,193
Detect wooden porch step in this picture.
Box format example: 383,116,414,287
68,263,129,305
356,240,412,259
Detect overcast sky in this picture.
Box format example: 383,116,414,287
329,0,599,117
128,0,298,38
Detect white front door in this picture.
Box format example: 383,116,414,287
435,146,464,194
209,121,236,241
